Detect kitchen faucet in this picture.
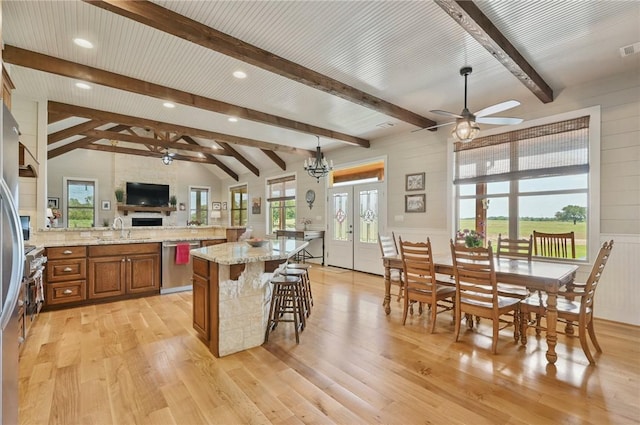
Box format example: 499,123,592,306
112,216,125,239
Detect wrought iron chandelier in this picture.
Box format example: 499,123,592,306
304,136,333,182
161,148,173,165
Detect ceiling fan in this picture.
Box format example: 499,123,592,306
420,66,523,142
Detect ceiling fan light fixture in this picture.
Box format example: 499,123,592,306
161,149,173,165
453,117,480,142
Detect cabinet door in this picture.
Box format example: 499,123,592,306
192,274,209,341
127,253,160,294
88,257,126,299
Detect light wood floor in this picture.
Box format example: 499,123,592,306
19,266,640,424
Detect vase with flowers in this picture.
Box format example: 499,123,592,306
457,229,484,248
299,217,312,231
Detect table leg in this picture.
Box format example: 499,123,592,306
383,264,391,315
545,284,559,364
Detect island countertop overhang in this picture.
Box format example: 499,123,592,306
191,240,309,265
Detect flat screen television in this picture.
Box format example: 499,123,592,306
126,182,170,207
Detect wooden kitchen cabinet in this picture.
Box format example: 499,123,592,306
88,243,160,300
192,257,211,342
200,239,226,247
45,246,87,307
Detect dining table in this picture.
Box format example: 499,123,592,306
382,253,579,365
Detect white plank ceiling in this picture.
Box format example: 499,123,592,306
3,0,639,178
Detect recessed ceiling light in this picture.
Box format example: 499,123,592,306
233,71,247,79
75,82,91,90
163,102,175,108
228,117,238,122
73,38,94,49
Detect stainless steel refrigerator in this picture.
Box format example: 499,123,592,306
0,103,24,425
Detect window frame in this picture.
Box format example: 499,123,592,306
229,184,248,227
62,177,98,228
189,186,210,225
450,106,600,263
266,173,296,234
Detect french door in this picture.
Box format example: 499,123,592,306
327,182,385,272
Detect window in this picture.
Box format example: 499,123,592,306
189,187,209,225
454,113,596,260
230,185,248,226
66,179,96,228
266,175,296,233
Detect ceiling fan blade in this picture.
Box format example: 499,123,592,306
430,109,462,119
474,100,520,118
476,116,523,125
411,121,455,133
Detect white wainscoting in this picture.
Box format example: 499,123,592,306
595,234,640,325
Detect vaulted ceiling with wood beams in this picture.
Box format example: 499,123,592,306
3,1,639,180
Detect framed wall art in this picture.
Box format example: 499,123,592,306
47,197,59,209
101,200,111,210
212,201,221,210
405,172,425,191
405,194,426,213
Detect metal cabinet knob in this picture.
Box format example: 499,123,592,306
63,267,72,272
17,300,24,307
63,250,73,255
63,289,73,295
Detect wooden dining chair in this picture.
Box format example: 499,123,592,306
520,240,614,364
533,231,576,259
378,232,403,301
496,234,533,261
399,237,455,333
450,240,520,354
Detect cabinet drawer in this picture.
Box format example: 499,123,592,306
47,246,87,260
193,257,209,277
89,242,160,257
201,239,226,247
46,280,86,305
47,258,86,282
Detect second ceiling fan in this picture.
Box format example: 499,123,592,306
422,66,523,142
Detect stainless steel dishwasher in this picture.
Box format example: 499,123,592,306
161,240,200,294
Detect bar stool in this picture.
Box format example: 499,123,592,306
287,263,314,308
281,267,310,318
265,275,305,344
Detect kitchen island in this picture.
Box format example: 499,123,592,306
190,239,308,357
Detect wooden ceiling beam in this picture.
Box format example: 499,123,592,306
5,44,369,147
48,111,72,124
216,142,260,177
48,119,107,145
181,135,239,181
47,101,315,156
261,149,286,171
434,0,553,103
81,129,230,156
84,0,436,130
82,143,224,165
48,124,129,159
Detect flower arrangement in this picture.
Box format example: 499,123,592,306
457,229,484,248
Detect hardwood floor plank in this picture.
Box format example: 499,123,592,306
19,266,640,425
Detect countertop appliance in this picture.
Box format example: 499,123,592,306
161,240,200,294
1,103,24,425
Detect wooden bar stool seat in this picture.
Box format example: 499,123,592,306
265,275,305,344
287,263,314,308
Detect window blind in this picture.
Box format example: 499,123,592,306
454,116,590,184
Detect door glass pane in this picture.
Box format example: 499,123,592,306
519,193,588,259
358,189,378,243
332,192,349,241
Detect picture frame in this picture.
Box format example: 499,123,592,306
101,200,111,210
212,201,221,210
405,172,425,191
405,193,426,213
251,197,261,214
47,197,59,209
222,202,227,210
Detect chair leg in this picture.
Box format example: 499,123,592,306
587,318,602,353
492,318,499,354
402,291,409,325
578,317,595,364
520,310,528,346
513,307,520,342
454,306,461,342
429,301,437,334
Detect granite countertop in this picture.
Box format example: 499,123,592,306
40,235,227,248
191,240,308,265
